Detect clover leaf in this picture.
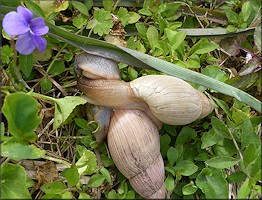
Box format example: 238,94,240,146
86,8,113,36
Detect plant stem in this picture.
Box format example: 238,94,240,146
44,155,71,168
10,38,31,90
30,91,56,102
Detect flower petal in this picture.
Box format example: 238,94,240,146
17,6,33,24
32,36,47,52
16,32,36,55
30,18,49,36
3,12,30,36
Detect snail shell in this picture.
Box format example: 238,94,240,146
108,109,165,199
77,75,213,125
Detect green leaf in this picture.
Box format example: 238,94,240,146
205,156,239,169
73,15,88,29
86,8,113,36
227,171,247,183
202,66,229,82
76,150,97,175
40,181,67,193
128,12,141,24
182,183,198,195
61,165,79,187
1,141,46,161
193,42,219,54
40,78,52,91
72,1,89,16
165,175,175,191
52,96,87,129
48,61,65,76
213,97,232,118
196,168,228,199
147,26,159,50
2,92,41,144
175,126,197,146
103,0,114,11
174,160,198,176
135,22,147,38
1,45,13,64
79,192,91,199
211,117,231,139
25,0,45,18
19,51,33,78
138,8,152,16
100,167,111,182
167,147,179,166
117,7,129,27
1,163,31,199
201,128,221,149
238,178,251,199
165,29,186,49
160,134,171,157
240,1,252,22
88,174,105,187
226,9,239,24
254,26,261,52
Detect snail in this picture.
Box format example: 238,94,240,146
75,52,214,198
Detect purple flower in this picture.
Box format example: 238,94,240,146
3,6,49,55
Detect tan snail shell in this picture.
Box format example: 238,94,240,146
108,109,166,199
77,75,213,125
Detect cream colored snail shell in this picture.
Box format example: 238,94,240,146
108,109,166,199
77,75,213,125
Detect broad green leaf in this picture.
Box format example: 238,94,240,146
201,128,221,149
1,141,46,161
165,29,186,49
1,163,31,199
174,160,198,176
52,96,88,129
103,0,114,11
19,54,33,78
194,42,219,54
33,48,53,61
128,12,141,24
138,8,152,16
40,181,67,193
88,174,105,187
79,193,91,199
175,126,197,146
182,183,198,195
2,92,41,144
167,147,179,166
147,26,158,50
205,156,239,169
196,168,228,199
226,9,239,24
241,118,260,149
61,165,79,187
211,117,231,139
40,78,52,91
73,15,88,29
238,178,251,199
48,61,65,76
100,167,111,182
76,150,97,175
45,21,261,112
38,0,68,16
165,175,175,191
202,66,229,82
135,22,147,38
160,134,171,157
240,1,252,22
227,171,247,183
72,1,89,16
